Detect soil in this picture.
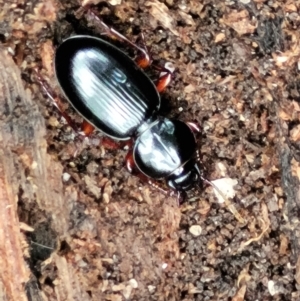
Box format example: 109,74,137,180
0,0,300,300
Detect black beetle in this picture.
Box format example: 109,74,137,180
34,9,247,224
55,35,201,193
37,11,205,197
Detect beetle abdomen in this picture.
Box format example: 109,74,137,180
55,36,160,139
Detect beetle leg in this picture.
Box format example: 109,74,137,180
186,121,201,133
34,69,95,137
83,7,175,89
84,8,151,68
101,137,132,151
154,67,173,93
81,120,95,136
34,69,79,133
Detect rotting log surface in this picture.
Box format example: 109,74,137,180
0,31,180,301
0,46,91,300
0,45,30,301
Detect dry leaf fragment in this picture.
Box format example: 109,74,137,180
210,178,244,223
82,0,122,5
184,83,196,93
145,0,179,36
237,203,270,252
216,162,227,176
295,256,300,285
188,283,202,294
84,175,101,199
40,40,54,77
112,283,126,292
105,294,123,301
232,284,247,301
211,178,238,203
279,234,289,255
19,222,34,232
220,10,257,35
215,32,226,43
290,124,300,141
237,264,251,287
278,109,291,121
291,157,300,179
178,11,195,26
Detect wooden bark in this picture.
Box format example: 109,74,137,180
0,46,33,301
0,46,91,301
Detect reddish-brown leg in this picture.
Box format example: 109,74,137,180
136,31,174,91
35,69,135,155
81,120,95,136
153,65,173,93
35,69,97,137
83,8,151,68
34,68,80,134
81,7,174,91
101,137,133,151
186,121,201,133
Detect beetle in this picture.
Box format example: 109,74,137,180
55,34,201,193
36,9,208,199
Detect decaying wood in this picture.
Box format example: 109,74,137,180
0,45,90,301
0,46,33,301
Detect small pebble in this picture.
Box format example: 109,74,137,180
189,225,202,236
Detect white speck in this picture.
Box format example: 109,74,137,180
268,281,276,296
7,47,15,55
162,263,168,269
148,285,156,293
69,161,75,167
178,107,183,112
31,161,38,169
107,0,122,5
189,225,202,236
227,108,236,115
128,279,138,288
178,4,187,10
62,173,71,182
164,62,176,73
